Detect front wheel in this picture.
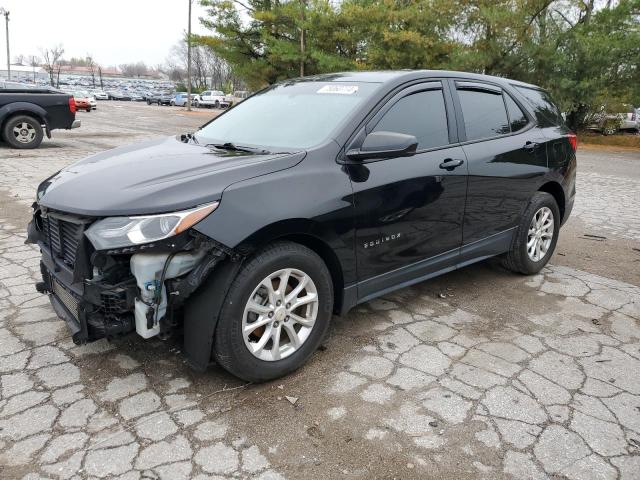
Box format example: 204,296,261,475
213,242,333,382
193,100,199,108
2,114,44,149
501,192,560,274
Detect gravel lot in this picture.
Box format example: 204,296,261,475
0,102,639,480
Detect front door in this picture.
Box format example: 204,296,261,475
347,82,468,300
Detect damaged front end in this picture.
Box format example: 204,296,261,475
27,204,232,348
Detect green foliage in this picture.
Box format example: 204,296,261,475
198,0,640,129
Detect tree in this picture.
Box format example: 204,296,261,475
28,55,40,83
197,0,639,128
197,0,354,89
86,54,97,87
119,61,149,77
41,45,65,87
166,39,236,90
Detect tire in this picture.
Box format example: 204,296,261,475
603,127,617,136
501,192,560,275
147,100,151,105
2,114,44,149
213,242,333,382
170,101,175,106
214,100,220,108
193,100,199,108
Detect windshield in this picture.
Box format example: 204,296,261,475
195,81,379,150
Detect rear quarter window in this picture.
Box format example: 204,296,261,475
514,86,564,127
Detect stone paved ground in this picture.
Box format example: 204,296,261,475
0,104,639,479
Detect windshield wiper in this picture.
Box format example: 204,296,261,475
207,142,270,154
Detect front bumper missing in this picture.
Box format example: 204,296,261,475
39,263,87,343
38,251,136,345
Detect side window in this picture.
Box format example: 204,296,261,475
504,94,529,132
372,89,449,150
458,88,510,140
514,86,564,127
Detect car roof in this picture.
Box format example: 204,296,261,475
294,70,541,90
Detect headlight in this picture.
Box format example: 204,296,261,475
85,202,219,250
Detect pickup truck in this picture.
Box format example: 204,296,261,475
193,90,230,109
0,88,80,149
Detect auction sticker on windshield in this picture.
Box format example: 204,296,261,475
317,85,359,95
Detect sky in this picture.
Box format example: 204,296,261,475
0,0,212,68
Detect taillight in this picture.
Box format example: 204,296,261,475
68,97,76,114
567,132,577,152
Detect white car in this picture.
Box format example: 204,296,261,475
93,91,109,100
194,90,230,109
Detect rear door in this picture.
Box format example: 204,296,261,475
348,81,468,299
451,80,548,257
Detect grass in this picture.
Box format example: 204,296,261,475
578,132,640,150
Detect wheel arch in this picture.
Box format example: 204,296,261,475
183,225,348,371
235,220,348,315
0,104,48,134
538,181,566,222
273,233,345,315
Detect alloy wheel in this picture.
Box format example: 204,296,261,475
527,206,554,262
242,268,318,361
12,122,37,144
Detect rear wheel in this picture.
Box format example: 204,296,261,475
2,114,44,149
502,192,560,274
214,100,220,108
213,242,333,382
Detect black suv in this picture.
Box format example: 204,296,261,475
29,71,576,381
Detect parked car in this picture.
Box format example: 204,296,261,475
170,92,200,107
92,91,109,100
129,92,144,102
75,91,97,110
194,90,229,108
0,80,36,90
147,92,174,105
587,105,639,135
72,92,93,112
29,70,576,381
107,91,132,101
1,88,80,148
233,90,250,103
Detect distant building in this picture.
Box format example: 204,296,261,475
0,64,48,82
58,65,120,77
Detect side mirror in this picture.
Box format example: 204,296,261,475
346,131,418,161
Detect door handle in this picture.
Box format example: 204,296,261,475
439,158,465,171
523,141,540,152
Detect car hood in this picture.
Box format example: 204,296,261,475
38,135,304,216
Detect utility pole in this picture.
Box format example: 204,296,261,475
0,8,9,80
186,0,192,111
